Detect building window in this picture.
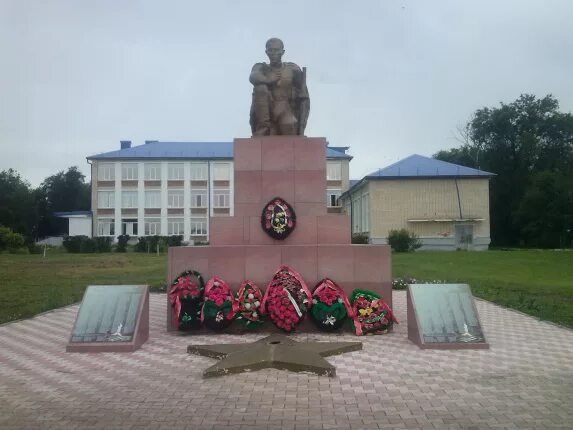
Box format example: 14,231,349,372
190,163,208,181
168,163,184,180
213,163,230,181
191,189,208,208
144,190,161,208
97,218,115,236
213,189,230,208
352,196,362,233
98,163,115,181
168,218,184,235
121,191,138,208
144,218,161,236
362,193,369,232
121,163,138,180
191,217,207,236
327,162,341,181
97,191,115,208
168,190,184,208
327,189,342,207
122,218,138,236
144,163,161,180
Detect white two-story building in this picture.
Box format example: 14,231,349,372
87,140,352,243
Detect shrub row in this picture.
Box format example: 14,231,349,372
134,235,183,253
62,236,113,253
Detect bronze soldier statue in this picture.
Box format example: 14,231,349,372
249,38,310,136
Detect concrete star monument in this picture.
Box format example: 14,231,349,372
187,334,362,377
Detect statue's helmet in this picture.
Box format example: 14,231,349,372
265,38,284,50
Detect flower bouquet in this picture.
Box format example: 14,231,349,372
168,270,204,331
234,280,264,329
201,277,236,330
350,289,398,336
310,278,353,331
261,265,312,332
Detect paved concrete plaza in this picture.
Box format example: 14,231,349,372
0,291,572,429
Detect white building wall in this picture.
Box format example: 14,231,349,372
92,155,345,243
69,217,92,237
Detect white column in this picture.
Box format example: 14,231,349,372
229,161,234,216
161,161,168,236
138,162,145,238
183,161,191,241
114,162,122,240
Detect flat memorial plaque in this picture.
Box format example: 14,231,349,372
67,285,149,352
407,284,489,349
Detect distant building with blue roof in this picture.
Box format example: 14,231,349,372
87,140,352,242
340,154,495,251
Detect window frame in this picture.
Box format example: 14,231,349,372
167,218,184,236
190,163,208,181
167,163,184,180
121,163,138,180
213,188,230,208
167,189,184,208
98,163,115,181
190,217,208,236
121,191,138,208
97,218,115,236
144,190,161,208
144,218,161,236
97,190,115,209
326,162,342,181
144,163,161,180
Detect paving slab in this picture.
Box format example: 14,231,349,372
0,291,572,429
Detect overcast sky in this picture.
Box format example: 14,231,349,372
1,0,572,186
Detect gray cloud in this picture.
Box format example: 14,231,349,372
1,0,572,186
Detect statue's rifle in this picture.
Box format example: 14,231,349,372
298,66,309,135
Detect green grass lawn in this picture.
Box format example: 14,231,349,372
0,249,571,328
0,251,166,325
393,250,573,328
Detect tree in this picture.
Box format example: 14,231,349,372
36,166,91,237
0,169,36,237
435,94,573,247
515,170,573,248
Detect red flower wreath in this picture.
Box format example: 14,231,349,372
261,265,312,332
201,277,236,330
233,280,264,329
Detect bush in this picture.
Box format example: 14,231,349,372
135,237,148,253
64,235,110,253
135,236,170,253
116,235,130,252
387,229,422,252
80,238,96,253
63,235,85,253
351,233,369,244
0,226,26,252
94,237,112,252
167,235,183,247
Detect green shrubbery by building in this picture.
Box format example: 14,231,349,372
387,229,422,252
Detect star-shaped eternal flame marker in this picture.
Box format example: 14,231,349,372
187,334,362,378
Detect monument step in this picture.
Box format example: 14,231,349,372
209,214,350,246
167,244,392,331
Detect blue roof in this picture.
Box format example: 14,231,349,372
365,154,494,179
87,141,352,160
342,154,494,198
54,211,92,217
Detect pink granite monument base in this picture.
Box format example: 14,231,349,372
167,137,393,333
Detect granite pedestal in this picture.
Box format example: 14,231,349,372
167,137,392,331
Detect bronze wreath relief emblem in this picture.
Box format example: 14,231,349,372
261,197,296,240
